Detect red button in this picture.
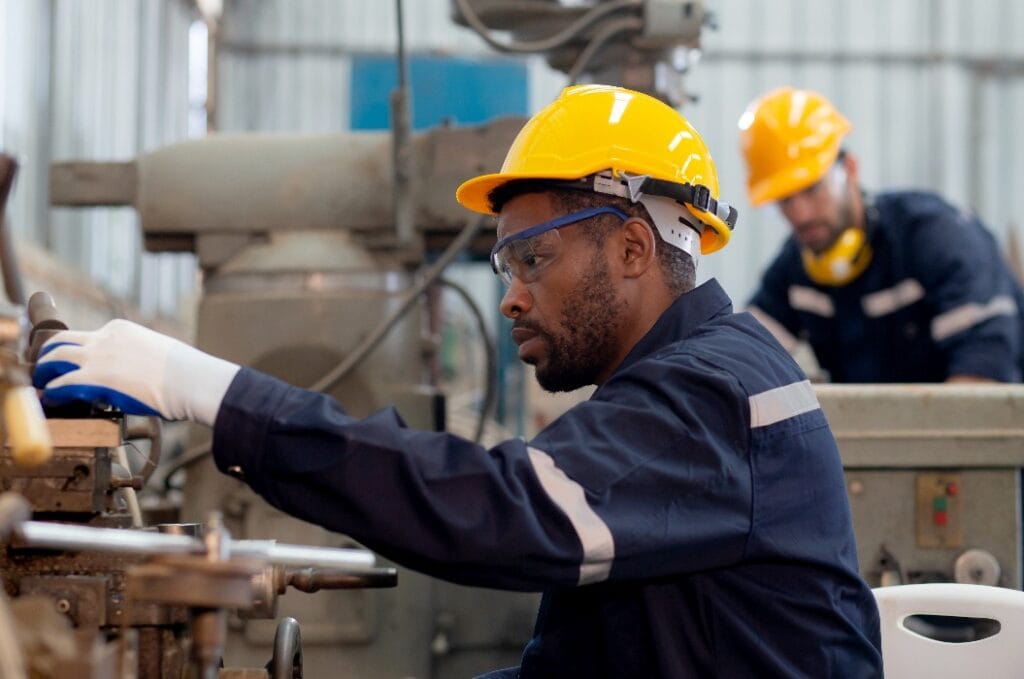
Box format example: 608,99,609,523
946,482,959,496
934,510,948,526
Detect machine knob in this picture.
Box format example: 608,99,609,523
954,548,1001,586
4,385,53,467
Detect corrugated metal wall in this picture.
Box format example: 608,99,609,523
1,0,197,322
3,0,1024,315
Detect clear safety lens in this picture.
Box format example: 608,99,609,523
489,206,628,286
492,228,563,286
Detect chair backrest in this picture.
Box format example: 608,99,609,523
873,583,1024,678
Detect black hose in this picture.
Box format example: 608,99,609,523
436,277,497,444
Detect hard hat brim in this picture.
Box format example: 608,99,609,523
746,137,848,207
689,205,732,254
456,170,590,215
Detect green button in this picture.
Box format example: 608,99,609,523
933,496,948,511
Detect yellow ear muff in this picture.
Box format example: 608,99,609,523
800,227,872,286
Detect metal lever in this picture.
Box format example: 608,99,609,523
26,291,68,365
3,386,53,468
285,566,398,592
9,516,381,573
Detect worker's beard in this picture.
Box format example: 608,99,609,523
531,259,625,393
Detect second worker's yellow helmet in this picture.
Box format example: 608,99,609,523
737,87,852,207
456,84,736,255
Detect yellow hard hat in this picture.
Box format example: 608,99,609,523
456,84,735,254
737,87,852,207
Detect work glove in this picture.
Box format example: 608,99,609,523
32,319,240,427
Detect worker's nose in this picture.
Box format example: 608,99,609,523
499,278,532,319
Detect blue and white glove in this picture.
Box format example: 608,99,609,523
32,319,240,427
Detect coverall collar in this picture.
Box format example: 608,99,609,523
614,278,733,377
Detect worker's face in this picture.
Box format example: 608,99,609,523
777,162,856,255
496,193,626,392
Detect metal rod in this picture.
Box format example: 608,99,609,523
231,540,376,571
391,0,417,248
0,155,26,306
15,521,201,555
12,521,377,571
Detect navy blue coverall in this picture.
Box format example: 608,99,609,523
749,191,1024,382
212,279,883,678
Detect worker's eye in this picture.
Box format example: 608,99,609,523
491,228,564,285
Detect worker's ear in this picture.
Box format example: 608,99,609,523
617,218,658,279
842,152,859,186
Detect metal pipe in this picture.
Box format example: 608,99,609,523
0,156,26,306
0,497,29,679
391,0,417,248
15,521,200,555
230,540,377,571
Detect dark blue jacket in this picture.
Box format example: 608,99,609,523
749,190,1024,382
213,279,882,678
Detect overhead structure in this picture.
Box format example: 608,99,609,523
451,0,715,106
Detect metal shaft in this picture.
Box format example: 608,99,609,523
12,520,377,571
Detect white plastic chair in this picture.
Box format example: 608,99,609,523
873,583,1024,678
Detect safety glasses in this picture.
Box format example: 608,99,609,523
490,206,628,285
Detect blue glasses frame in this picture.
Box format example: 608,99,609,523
490,206,628,284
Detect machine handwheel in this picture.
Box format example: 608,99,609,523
267,616,303,679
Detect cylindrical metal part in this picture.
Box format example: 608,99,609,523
26,291,62,327
204,512,230,562
191,608,227,679
0,492,31,540
26,291,69,364
48,120,522,245
157,523,203,537
136,133,395,235
15,521,201,555
13,520,379,571
269,617,303,679
231,540,376,571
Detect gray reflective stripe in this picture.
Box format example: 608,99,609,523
931,295,1018,341
788,286,834,317
861,279,925,317
748,306,798,352
527,446,615,585
749,380,820,428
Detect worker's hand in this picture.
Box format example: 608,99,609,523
32,319,240,427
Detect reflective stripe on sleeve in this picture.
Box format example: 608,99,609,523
861,279,925,317
931,295,1017,341
788,286,835,318
527,446,615,585
748,380,820,428
748,306,799,352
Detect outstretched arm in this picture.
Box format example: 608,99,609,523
33,319,240,425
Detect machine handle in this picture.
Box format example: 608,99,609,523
4,385,53,467
286,567,398,592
